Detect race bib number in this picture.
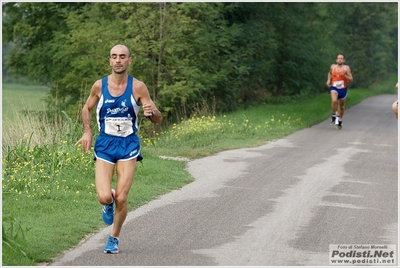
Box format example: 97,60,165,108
104,117,133,137
333,80,344,89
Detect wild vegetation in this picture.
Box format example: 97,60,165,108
2,2,398,121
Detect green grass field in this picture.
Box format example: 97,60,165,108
2,74,397,266
2,83,49,120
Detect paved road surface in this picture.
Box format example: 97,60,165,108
50,94,398,266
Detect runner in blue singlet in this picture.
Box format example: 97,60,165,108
94,75,143,164
75,44,162,254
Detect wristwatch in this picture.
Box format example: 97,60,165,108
147,110,155,119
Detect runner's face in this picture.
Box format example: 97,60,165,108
109,46,132,74
336,55,345,66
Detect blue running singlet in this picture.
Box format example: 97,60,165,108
94,75,143,164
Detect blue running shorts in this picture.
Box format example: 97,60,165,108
330,86,348,100
94,133,143,164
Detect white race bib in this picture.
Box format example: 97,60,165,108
104,117,133,137
333,80,344,89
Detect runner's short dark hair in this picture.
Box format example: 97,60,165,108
337,53,345,59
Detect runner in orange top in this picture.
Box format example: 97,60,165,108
326,53,353,129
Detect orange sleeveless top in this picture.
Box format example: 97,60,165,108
331,65,347,89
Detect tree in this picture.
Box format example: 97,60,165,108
3,2,397,120
2,3,88,84
327,2,398,87
2,42,14,76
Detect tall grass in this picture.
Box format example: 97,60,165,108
2,215,35,266
2,74,397,265
2,110,77,153
2,83,49,121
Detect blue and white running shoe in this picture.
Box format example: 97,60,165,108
104,235,119,254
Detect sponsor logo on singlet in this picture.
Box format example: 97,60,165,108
106,99,129,115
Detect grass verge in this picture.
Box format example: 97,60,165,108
2,83,49,120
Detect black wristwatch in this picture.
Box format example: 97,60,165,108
147,110,155,119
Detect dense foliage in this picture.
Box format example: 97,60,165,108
2,2,398,120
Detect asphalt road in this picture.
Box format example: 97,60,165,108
50,94,398,266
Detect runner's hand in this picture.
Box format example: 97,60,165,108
75,132,92,153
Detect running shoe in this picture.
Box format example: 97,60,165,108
337,120,342,130
330,113,337,125
104,236,119,254
102,189,115,226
